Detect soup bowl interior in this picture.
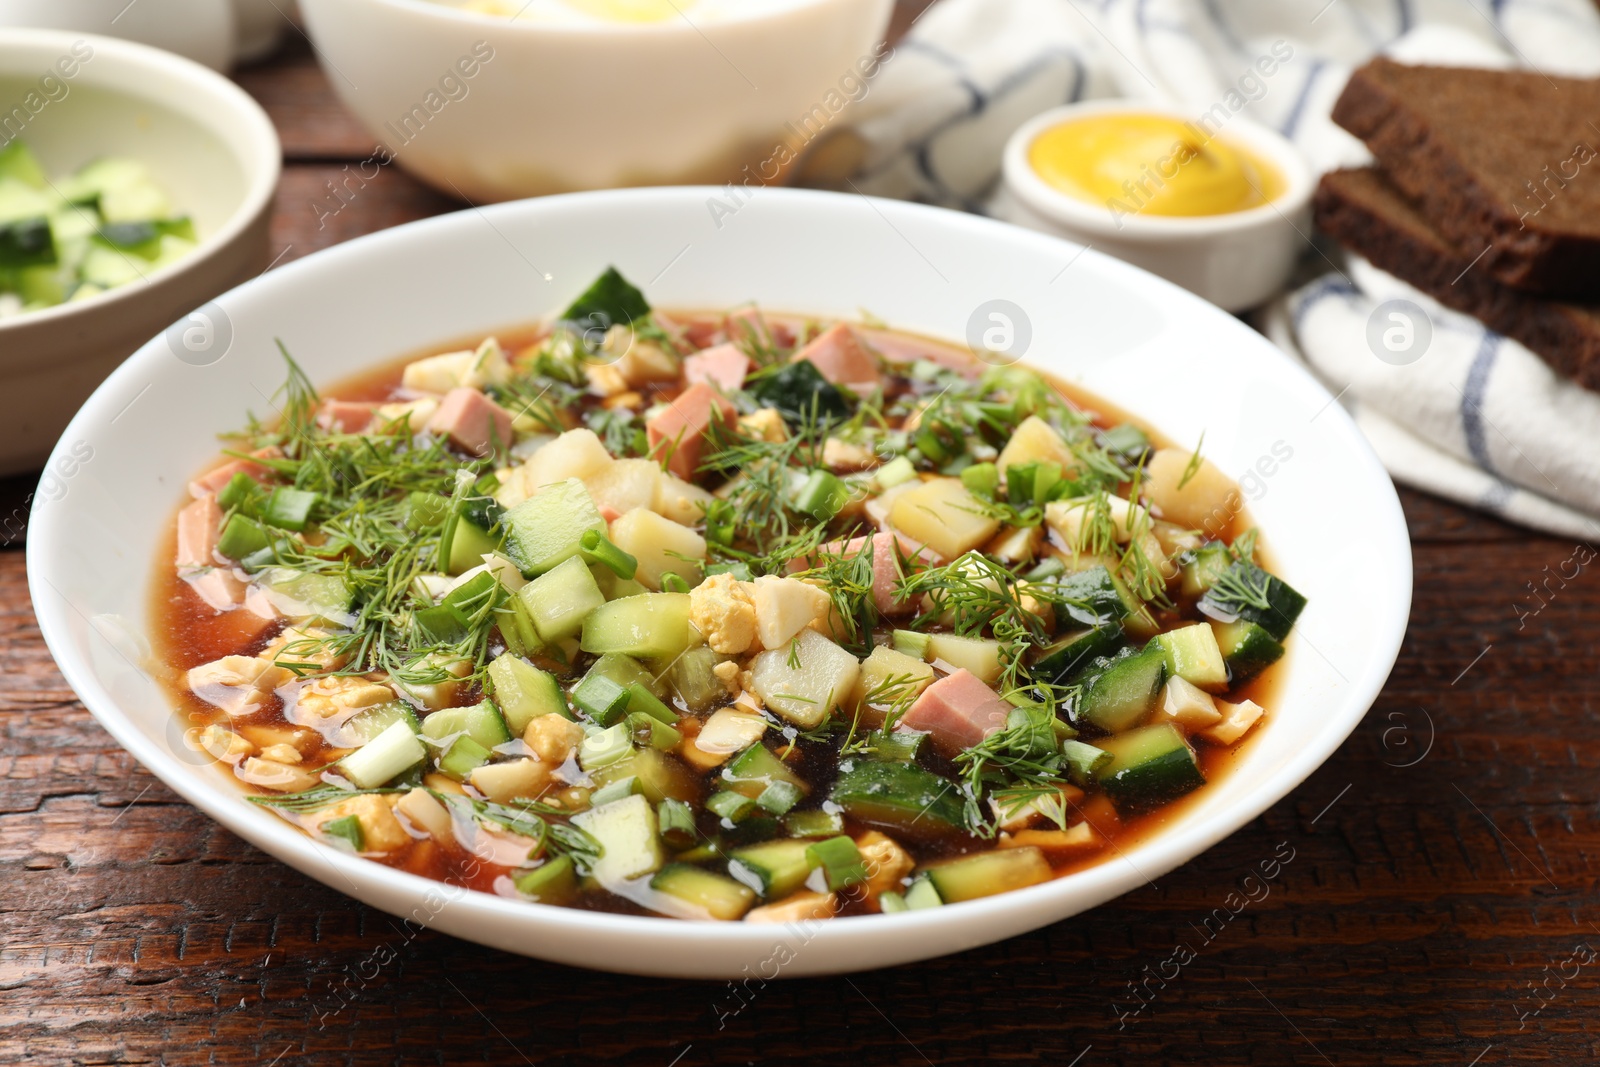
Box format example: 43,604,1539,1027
29,187,1410,978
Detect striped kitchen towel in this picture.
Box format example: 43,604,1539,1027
819,0,1600,536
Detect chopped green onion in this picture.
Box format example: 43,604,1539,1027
960,462,998,499
904,877,943,909
660,572,691,594
793,469,850,521
438,735,492,778
625,683,676,725
580,528,638,579
216,471,261,511
628,711,682,751
706,790,757,824
867,732,924,762
806,835,868,890
577,723,632,771
1023,557,1064,582
589,776,641,806
261,487,320,531
513,854,575,902
1062,738,1112,787
215,514,271,560
755,779,803,815
572,673,631,725
657,798,697,849
891,630,931,660
878,890,909,913
703,498,738,548
784,809,845,838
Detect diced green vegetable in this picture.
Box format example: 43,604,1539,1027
321,814,364,851
1092,722,1205,811
657,798,697,849
580,593,695,660
579,528,638,579
518,554,604,642
487,654,571,734
578,723,632,772
650,863,756,920
748,359,852,426
514,855,577,904
892,630,931,659
806,835,868,890
215,514,271,560
830,761,965,839
503,478,605,577
706,790,758,824
337,719,426,788
1211,619,1285,684
572,793,664,885
1157,623,1228,691
794,469,850,520
904,877,943,910
1076,643,1166,732
561,265,651,333
438,735,493,779
420,700,512,750
1199,560,1306,640
723,743,808,800
628,710,682,751
728,838,813,899
1032,625,1123,684
1061,738,1112,787
925,847,1052,903
784,809,845,838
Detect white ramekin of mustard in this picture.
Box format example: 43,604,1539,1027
994,101,1314,312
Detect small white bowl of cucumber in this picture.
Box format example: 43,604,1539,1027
0,28,279,474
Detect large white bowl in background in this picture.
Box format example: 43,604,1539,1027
29,187,1410,978
296,0,893,201
0,0,238,71
994,101,1316,313
0,29,279,474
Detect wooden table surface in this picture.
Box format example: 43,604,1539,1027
6,11,1599,1066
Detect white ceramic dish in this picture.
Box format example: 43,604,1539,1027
0,29,279,474
29,187,1409,978
994,101,1315,313
296,0,893,200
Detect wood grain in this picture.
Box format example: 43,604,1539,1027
5,4,1598,1064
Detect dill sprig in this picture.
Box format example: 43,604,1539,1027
1206,564,1273,615
952,703,1072,837
247,785,402,812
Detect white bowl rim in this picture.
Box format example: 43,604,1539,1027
1002,99,1315,242
0,28,281,335
338,0,862,35
28,185,1411,970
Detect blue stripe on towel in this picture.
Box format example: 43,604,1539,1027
1479,481,1513,513
1280,60,1326,139
1461,333,1502,473
1395,0,1415,33
1289,274,1361,336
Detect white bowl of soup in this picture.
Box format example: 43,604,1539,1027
29,186,1409,977
994,101,1315,313
295,0,894,201
0,28,279,474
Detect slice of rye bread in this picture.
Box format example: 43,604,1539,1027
1331,58,1600,299
1313,166,1600,391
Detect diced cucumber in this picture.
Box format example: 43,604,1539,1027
420,700,512,750
571,670,632,726
806,835,868,890
668,646,724,713
1054,565,1126,627
727,838,814,899
656,798,697,848
580,593,695,660
503,478,605,576
487,654,571,734
572,793,664,885
1211,619,1284,684
722,743,808,800
748,358,852,426
925,846,1052,903
78,244,144,288
438,735,492,778
258,567,353,625
445,518,501,576
578,723,632,772
1180,542,1231,598
332,701,421,748
904,876,943,909
337,719,426,788
594,748,697,803
1108,569,1160,639
0,216,53,269
1198,560,1306,640
0,141,47,189
590,776,642,807
516,554,604,642
1092,722,1205,811
1156,623,1228,691
829,761,965,839
785,809,845,838
1032,625,1123,684
1077,644,1166,733
514,855,577,904
650,864,756,920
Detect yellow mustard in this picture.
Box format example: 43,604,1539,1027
559,0,687,21
1027,113,1284,219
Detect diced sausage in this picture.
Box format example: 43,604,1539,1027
187,447,281,499
797,531,932,615
792,323,881,391
682,343,750,392
318,399,380,433
426,388,513,457
176,495,223,570
901,669,1012,753
646,382,736,482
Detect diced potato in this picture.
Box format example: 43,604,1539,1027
1044,495,1150,549
925,633,1004,685
520,428,613,491
850,645,935,723
1001,823,1101,852
987,524,1041,564
585,458,659,516
401,338,510,394
749,629,860,729
1198,699,1264,745
605,325,679,385
316,793,411,852
745,891,837,924
374,397,439,433
470,758,552,804
654,472,714,525
1143,447,1242,535
823,437,878,471
996,415,1074,475
397,787,453,839
888,478,998,560
609,508,706,590
584,362,628,398
1155,677,1223,730
194,724,253,763
749,576,830,649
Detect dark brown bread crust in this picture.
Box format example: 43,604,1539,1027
1332,58,1600,299
1313,166,1600,392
